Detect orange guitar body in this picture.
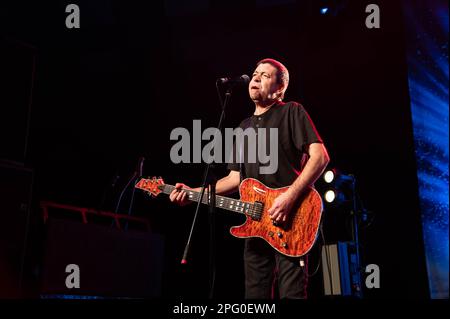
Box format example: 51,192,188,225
230,178,323,257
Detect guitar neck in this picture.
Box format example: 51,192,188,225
160,184,258,218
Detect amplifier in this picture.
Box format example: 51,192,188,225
41,219,164,298
321,241,363,298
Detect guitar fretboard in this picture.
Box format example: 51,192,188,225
160,184,262,220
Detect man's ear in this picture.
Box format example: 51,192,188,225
276,85,285,99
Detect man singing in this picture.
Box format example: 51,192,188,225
170,58,329,299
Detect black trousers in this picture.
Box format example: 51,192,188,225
244,238,308,299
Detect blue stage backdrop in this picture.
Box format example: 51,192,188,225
403,0,449,299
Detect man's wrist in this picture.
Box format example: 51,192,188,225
286,184,304,201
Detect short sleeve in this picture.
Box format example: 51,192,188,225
289,103,323,154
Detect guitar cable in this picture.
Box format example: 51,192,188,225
306,221,335,297
320,222,335,297
306,223,323,278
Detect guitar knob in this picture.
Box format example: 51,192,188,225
277,232,283,238
268,231,274,237
282,242,288,248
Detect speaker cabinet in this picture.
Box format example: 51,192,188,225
41,219,164,298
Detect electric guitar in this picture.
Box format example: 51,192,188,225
135,177,323,257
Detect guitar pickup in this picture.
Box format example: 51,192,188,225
250,201,264,221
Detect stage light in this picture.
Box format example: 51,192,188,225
324,189,347,205
320,7,329,14
323,170,335,183
315,1,349,18
320,168,355,205
322,169,354,187
324,190,336,203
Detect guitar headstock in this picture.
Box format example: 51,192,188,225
135,177,165,197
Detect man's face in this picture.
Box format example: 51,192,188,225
249,63,282,104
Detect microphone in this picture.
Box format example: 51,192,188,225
218,74,250,87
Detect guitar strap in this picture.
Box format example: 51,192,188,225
239,117,253,182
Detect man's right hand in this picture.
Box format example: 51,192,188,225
169,183,193,206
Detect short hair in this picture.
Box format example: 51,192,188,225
256,58,289,100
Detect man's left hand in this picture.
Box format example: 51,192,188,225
267,191,296,223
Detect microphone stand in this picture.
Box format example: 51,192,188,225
350,176,363,298
181,85,232,299
125,157,144,231
113,157,144,229
114,171,137,213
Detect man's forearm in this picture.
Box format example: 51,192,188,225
193,171,240,196
286,152,329,200
215,174,240,195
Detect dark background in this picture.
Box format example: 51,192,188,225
0,0,430,299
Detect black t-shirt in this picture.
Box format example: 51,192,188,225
227,101,323,188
